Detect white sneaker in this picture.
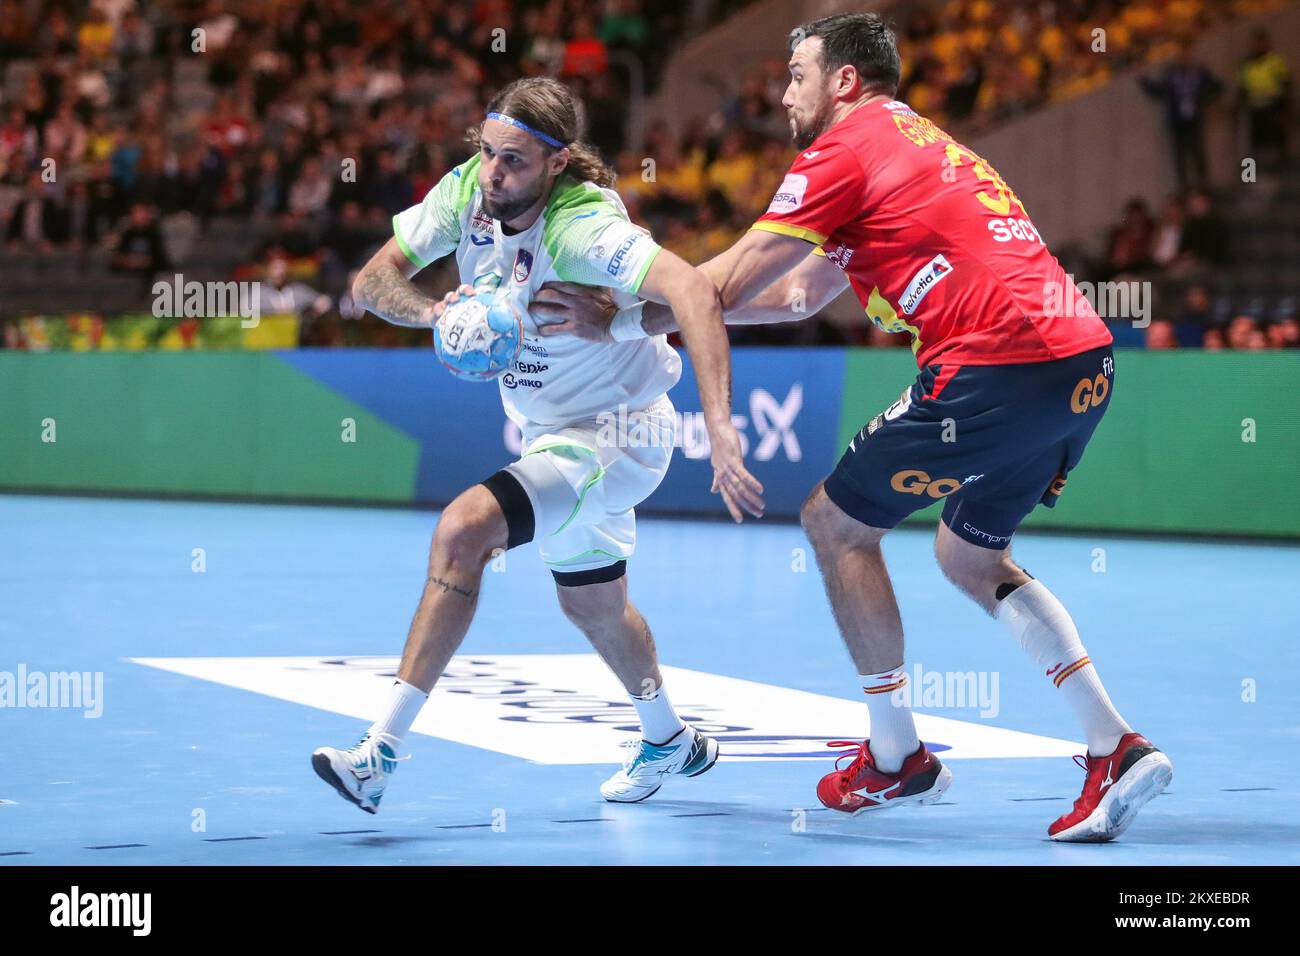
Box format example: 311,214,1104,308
311,731,408,814
600,725,720,803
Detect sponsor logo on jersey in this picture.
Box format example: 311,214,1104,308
890,469,962,498
802,150,821,159
827,243,854,268
502,372,542,390
608,233,639,278
962,523,1012,547
767,173,808,214
513,249,533,283
898,254,953,315
469,208,494,244
513,360,548,375
521,340,548,357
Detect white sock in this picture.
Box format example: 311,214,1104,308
861,668,920,774
631,685,686,744
996,579,1131,756
368,679,428,745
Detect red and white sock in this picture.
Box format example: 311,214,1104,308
860,667,920,774
996,580,1131,756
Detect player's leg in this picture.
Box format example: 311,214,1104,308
395,482,508,690
534,398,715,801
312,474,525,813
934,517,1130,753
934,345,1171,841
554,572,664,704
800,371,976,818
553,569,718,802
800,482,950,814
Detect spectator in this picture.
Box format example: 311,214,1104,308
1179,189,1230,266
1145,320,1179,350
260,254,331,317
288,156,333,218
1237,29,1291,172
319,200,378,282
1101,198,1155,279
1150,194,1185,269
562,16,609,78
1265,316,1299,349
1140,41,1223,189
76,6,115,61
5,170,63,252
108,202,168,291
1226,314,1264,350
362,150,413,218
600,0,649,54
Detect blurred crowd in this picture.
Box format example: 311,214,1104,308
1089,185,1299,350
0,0,1295,350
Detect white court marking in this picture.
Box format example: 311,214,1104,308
130,654,1082,764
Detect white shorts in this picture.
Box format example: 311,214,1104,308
504,395,676,575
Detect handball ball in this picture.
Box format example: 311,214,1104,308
433,288,523,382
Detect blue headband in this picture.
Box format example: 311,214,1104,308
485,112,567,149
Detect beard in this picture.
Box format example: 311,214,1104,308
790,96,835,150
480,167,549,223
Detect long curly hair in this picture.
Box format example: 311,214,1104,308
466,77,616,187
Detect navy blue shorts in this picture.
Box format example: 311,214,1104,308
823,346,1114,549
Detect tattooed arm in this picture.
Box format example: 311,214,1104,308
351,238,450,328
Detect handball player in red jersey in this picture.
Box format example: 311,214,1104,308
535,13,1172,841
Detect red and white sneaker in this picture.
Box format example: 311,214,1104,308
816,740,952,815
1049,732,1173,842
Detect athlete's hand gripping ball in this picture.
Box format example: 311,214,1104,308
432,285,524,382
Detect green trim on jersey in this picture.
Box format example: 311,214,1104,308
522,440,606,535
451,154,482,212
392,154,482,269
541,176,646,287
540,177,621,252
392,214,427,268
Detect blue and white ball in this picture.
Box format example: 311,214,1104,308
433,289,523,382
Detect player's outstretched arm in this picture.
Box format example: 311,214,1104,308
704,246,848,328
637,250,765,522
534,231,842,339
352,238,443,328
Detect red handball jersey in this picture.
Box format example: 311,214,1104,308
753,99,1113,367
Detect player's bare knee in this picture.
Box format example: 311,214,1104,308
556,579,627,634
803,485,887,554
431,489,505,569
800,485,840,547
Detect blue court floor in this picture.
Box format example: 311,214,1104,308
2,494,1298,865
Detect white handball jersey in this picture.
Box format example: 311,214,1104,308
392,154,682,431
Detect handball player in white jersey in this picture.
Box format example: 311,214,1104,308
311,78,763,813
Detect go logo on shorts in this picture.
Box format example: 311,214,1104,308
1070,374,1110,413
891,469,962,498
